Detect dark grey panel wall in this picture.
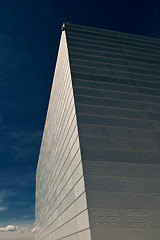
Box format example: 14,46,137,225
65,23,160,240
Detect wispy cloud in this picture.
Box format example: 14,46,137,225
1,33,11,41
0,206,7,211
0,191,13,212
0,191,7,201
22,215,32,219
0,191,7,209
5,130,42,160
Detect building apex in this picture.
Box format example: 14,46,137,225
61,23,65,31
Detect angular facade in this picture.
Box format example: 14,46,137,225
35,24,160,240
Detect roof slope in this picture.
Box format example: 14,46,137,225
65,23,160,240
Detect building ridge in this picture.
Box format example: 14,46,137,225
64,22,160,43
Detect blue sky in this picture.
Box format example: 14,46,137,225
0,0,160,239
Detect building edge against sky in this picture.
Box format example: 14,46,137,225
35,26,91,240
35,23,160,240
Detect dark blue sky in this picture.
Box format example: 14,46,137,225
0,0,160,237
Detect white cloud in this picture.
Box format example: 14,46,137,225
0,225,18,232
0,224,35,234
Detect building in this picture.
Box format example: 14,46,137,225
35,23,160,240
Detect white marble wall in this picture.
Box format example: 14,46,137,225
35,30,91,240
